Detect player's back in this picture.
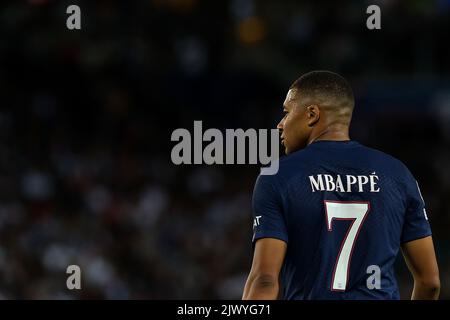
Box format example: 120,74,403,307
251,140,431,299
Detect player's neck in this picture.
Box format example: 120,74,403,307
307,124,350,145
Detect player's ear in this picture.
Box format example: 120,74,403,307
306,105,320,127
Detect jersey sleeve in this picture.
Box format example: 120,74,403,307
400,169,432,243
251,174,288,244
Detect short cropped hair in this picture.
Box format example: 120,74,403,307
290,70,355,110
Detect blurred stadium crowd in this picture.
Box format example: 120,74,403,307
0,0,449,299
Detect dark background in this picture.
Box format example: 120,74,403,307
0,0,449,299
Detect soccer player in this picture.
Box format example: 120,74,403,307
242,71,440,300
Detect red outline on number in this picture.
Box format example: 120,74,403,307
324,200,371,292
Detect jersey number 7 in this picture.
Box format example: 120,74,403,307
324,201,371,291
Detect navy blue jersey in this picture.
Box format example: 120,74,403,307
251,140,431,300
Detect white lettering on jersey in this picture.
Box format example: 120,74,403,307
309,173,380,193
253,215,262,228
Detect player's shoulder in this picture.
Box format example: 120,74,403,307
277,141,413,180
353,143,416,182
358,143,405,165
263,147,322,188
275,140,377,169
359,143,410,167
